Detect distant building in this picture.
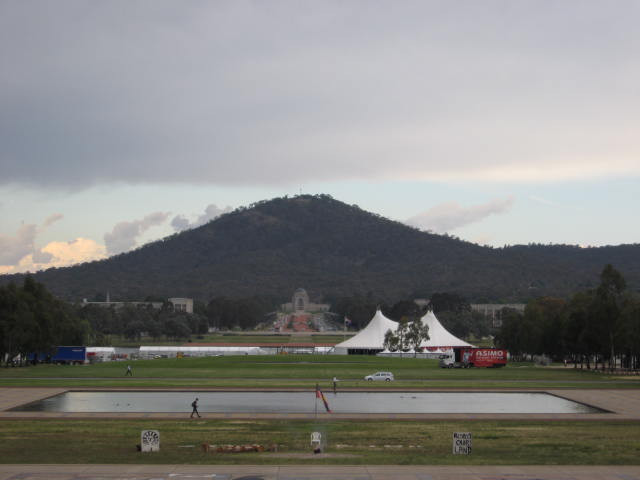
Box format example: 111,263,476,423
81,299,163,310
281,288,330,314
470,304,525,328
168,297,193,314
81,296,194,314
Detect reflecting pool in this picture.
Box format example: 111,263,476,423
12,391,603,414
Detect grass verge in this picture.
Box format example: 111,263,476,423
1,355,638,389
0,419,638,465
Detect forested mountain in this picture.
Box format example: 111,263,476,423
1,195,639,303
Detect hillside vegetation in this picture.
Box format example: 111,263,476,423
1,195,639,303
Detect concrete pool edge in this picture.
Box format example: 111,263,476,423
1,387,638,420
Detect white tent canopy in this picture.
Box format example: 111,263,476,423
334,309,397,352
333,309,473,353
419,311,474,349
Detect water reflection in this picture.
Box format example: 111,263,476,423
13,391,601,414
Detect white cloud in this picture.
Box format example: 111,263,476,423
170,204,232,232
529,195,556,207
406,197,515,233
0,237,107,274
104,212,170,255
43,237,107,265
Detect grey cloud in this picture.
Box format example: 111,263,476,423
406,197,515,233
0,213,68,266
171,204,232,232
43,213,63,228
170,215,191,232
104,212,170,255
0,224,38,265
1,2,639,189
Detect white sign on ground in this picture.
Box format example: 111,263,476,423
452,432,472,455
141,430,160,452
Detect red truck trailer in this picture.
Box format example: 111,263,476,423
439,348,508,368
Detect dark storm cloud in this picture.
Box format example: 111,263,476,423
1,1,639,189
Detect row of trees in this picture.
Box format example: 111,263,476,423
495,265,640,370
87,292,492,340
77,303,209,344
0,277,89,364
206,296,280,331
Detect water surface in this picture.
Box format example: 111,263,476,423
12,391,602,414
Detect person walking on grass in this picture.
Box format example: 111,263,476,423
190,397,201,418
125,365,132,376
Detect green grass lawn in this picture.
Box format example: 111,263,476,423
0,418,638,465
1,355,638,389
2,355,639,466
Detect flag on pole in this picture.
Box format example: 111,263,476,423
315,385,332,413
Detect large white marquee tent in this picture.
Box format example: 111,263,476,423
333,309,473,355
332,309,398,354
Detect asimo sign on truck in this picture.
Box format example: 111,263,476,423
440,348,508,368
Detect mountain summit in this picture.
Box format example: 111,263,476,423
2,195,639,302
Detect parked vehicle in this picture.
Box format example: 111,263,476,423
364,371,394,381
29,346,87,365
439,348,507,368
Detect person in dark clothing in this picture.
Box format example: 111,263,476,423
125,365,132,376
190,397,201,418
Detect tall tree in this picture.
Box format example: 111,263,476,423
0,277,87,365
383,317,429,355
593,264,626,369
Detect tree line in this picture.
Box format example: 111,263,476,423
77,303,209,344
0,277,284,364
495,265,640,370
13,263,638,370
0,277,89,365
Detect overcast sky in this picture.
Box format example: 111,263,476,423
1,0,639,274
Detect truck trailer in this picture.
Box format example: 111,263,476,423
439,347,507,368
30,346,87,365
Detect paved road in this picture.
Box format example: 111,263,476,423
1,464,640,480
